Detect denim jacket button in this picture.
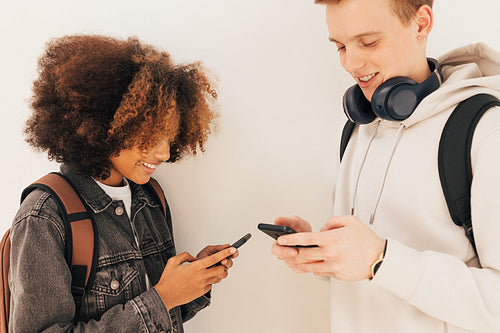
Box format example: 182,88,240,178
110,279,120,290
115,206,124,216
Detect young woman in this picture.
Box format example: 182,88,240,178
10,34,237,332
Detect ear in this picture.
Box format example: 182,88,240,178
415,5,433,39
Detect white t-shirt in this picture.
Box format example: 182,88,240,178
93,178,132,218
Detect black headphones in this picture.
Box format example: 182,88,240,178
342,58,443,124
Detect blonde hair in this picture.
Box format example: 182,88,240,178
314,0,433,25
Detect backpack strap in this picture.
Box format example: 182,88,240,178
0,230,11,333
145,178,173,232
20,172,97,317
340,120,356,162
438,94,500,253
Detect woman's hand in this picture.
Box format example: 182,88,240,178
155,247,236,310
197,244,238,270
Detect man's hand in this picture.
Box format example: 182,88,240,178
272,215,386,281
271,216,318,270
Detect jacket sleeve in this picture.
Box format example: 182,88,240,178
180,292,211,323
373,107,500,332
9,191,174,333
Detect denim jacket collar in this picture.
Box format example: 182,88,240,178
59,164,157,214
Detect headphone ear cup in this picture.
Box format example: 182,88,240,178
371,77,418,121
343,84,376,124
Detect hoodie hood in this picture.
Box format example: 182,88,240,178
402,43,500,128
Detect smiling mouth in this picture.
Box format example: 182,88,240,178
356,73,377,82
141,162,158,170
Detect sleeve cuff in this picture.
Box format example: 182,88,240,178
130,287,173,332
371,238,431,302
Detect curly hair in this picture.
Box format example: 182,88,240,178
25,35,218,179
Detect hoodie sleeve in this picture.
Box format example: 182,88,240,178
373,106,500,332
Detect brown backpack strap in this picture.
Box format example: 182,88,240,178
33,173,95,287
145,178,173,234
0,230,11,333
148,178,167,217
21,172,96,315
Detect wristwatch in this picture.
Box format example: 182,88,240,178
369,239,388,280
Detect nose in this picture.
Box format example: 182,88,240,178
153,140,171,162
341,47,365,75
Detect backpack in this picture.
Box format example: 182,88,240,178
340,93,500,254
0,172,168,333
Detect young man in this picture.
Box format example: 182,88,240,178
271,0,500,331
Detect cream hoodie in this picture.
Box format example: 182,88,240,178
332,43,500,333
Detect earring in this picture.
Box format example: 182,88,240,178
417,36,422,40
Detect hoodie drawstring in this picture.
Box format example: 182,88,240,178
351,122,406,225
369,124,405,224
351,121,380,215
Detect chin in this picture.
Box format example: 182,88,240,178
363,90,374,102
130,175,151,185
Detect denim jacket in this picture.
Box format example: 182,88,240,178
9,165,209,332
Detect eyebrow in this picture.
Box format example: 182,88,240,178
329,31,384,43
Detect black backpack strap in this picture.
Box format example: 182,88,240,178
340,120,356,162
145,178,173,232
438,94,500,253
21,172,97,317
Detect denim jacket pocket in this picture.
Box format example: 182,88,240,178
93,264,139,296
82,262,141,320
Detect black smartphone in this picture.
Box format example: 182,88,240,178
257,223,318,248
208,233,251,268
230,233,252,249
257,223,297,239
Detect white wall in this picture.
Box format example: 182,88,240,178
1,1,499,332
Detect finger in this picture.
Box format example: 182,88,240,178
207,276,223,285
271,241,298,259
221,258,233,269
277,232,319,247
282,250,323,266
206,265,228,279
274,216,311,232
203,284,213,294
291,264,311,274
197,244,230,259
207,244,230,253
170,252,197,266
199,247,237,268
299,247,327,262
321,216,349,232
274,216,296,226
295,261,332,274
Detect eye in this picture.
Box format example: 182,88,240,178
335,44,346,52
362,40,378,48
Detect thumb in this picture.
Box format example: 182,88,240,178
170,252,197,266
321,216,348,232
199,247,237,268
